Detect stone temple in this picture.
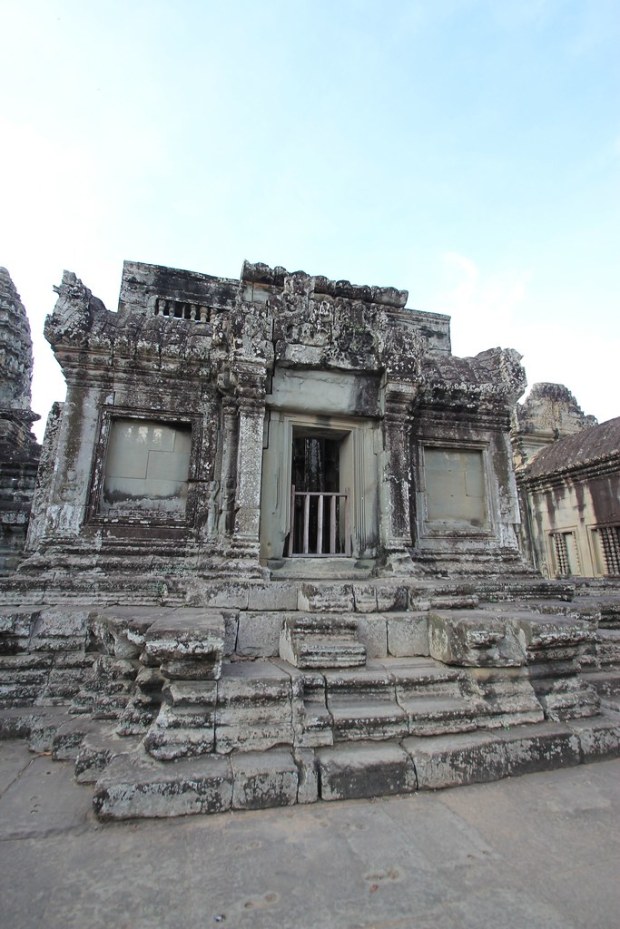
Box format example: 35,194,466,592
0,260,618,819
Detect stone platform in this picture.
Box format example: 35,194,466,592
1,575,620,820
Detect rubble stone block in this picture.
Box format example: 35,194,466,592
231,750,299,810
144,610,225,679
28,708,71,752
52,716,101,760
352,584,377,613
376,585,408,612
74,725,138,783
0,609,40,638
428,611,525,667
317,742,417,801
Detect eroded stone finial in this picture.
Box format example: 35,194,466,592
45,270,108,347
0,267,34,412
515,382,597,438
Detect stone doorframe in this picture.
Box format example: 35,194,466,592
259,410,381,564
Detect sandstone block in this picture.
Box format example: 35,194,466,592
566,714,620,761
405,730,509,789
428,611,525,667
387,614,429,657
247,583,298,611
376,585,408,612
0,608,39,638
236,612,282,657
295,748,319,803
355,616,388,658
499,721,581,775
93,750,233,819
279,614,366,669
317,742,417,800
231,750,298,810
352,584,377,613
144,610,225,679
298,583,355,613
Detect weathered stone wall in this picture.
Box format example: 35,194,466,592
0,269,40,573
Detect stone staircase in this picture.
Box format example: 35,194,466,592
1,574,619,819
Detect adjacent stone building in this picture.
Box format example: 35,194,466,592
0,269,40,574
514,386,620,578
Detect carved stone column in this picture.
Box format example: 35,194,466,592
217,394,239,539
229,360,267,567
379,379,417,574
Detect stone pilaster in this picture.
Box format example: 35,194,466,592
379,379,417,573
229,361,267,564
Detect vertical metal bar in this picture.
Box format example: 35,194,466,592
303,493,310,554
330,494,336,554
288,485,295,556
344,493,351,556
316,493,324,555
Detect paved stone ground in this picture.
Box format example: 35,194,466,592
1,740,619,929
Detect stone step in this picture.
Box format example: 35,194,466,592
597,629,620,668
317,713,620,801
93,746,301,820
143,661,298,760
82,708,620,818
74,724,141,783
328,697,408,742
0,705,68,741
405,714,620,790
321,658,463,697
582,669,620,698
269,558,373,580
50,716,104,761
398,696,482,736
280,614,366,669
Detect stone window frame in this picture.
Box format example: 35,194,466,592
87,407,202,529
548,528,582,577
417,440,495,539
591,524,620,576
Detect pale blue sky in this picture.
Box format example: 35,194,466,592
1,0,618,439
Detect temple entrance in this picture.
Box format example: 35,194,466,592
258,408,380,565
288,434,350,556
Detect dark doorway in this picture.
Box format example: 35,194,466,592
289,434,349,556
